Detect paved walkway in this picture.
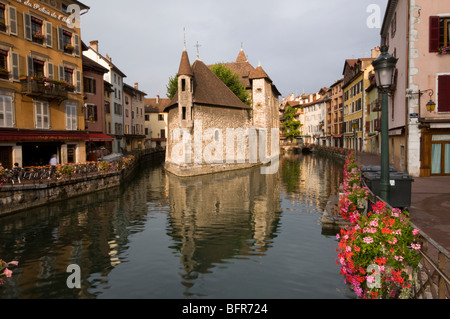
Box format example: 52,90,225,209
356,152,450,252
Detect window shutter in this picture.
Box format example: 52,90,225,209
9,6,17,36
11,52,19,81
27,56,33,76
75,70,81,93
93,79,96,94
58,27,64,51
47,62,54,80
45,22,53,47
23,13,32,41
5,96,13,127
429,16,440,52
59,65,65,81
94,105,98,121
74,34,80,57
65,104,71,130
438,75,450,112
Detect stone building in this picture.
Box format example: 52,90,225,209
164,48,280,176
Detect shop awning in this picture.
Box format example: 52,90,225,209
0,130,88,142
87,133,115,142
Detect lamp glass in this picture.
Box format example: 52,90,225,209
426,100,436,112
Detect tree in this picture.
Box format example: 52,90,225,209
165,64,251,106
209,64,251,106
166,75,178,99
282,105,302,143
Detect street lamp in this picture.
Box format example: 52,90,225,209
352,120,358,153
372,45,398,203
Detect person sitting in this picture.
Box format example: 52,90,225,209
10,163,22,184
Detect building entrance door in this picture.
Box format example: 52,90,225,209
431,135,450,176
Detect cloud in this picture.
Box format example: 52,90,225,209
81,0,387,98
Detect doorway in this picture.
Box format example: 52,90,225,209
431,135,450,176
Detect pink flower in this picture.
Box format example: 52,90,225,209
366,275,375,283
8,261,18,266
3,268,12,278
336,234,340,240
412,229,420,236
411,243,421,250
363,237,374,244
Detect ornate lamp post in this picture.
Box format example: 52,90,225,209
352,120,359,153
372,45,398,203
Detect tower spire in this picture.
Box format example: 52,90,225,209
195,41,202,60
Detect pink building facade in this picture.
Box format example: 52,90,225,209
381,0,450,177
82,55,114,159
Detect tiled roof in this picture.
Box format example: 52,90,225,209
166,52,252,111
145,98,171,113
249,65,271,81
236,49,248,63
178,49,193,76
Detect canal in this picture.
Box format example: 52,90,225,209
0,153,354,299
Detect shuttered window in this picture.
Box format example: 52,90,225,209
65,102,77,130
438,75,450,113
430,16,450,52
11,52,19,81
34,100,49,129
8,6,17,36
0,95,14,128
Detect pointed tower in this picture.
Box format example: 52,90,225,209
236,48,248,63
177,48,194,128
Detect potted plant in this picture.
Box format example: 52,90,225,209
65,44,75,52
65,82,75,92
0,67,9,77
336,203,422,299
32,31,45,40
437,46,450,55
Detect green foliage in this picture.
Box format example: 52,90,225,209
282,106,302,143
166,75,178,99
210,64,252,106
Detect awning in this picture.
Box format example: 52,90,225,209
0,130,88,142
365,133,379,140
87,133,115,142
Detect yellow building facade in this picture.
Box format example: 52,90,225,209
0,0,89,168
342,56,377,152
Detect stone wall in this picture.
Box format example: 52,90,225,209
0,151,165,217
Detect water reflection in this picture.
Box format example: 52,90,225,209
0,154,348,299
165,167,281,296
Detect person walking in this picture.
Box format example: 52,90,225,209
49,154,58,178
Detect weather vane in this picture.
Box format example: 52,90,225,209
195,41,202,60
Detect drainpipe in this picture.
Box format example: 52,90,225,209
405,0,411,174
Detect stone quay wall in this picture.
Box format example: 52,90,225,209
0,150,165,217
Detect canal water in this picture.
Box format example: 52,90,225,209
0,153,354,299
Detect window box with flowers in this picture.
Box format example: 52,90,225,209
0,67,9,79
437,46,450,55
64,44,75,53
65,83,75,92
32,31,45,41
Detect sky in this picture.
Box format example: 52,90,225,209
80,0,388,99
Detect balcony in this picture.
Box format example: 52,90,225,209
21,77,69,102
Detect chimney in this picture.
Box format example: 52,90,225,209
134,82,139,90
371,46,381,59
90,40,98,52
106,54,111,62
156,95,160,104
